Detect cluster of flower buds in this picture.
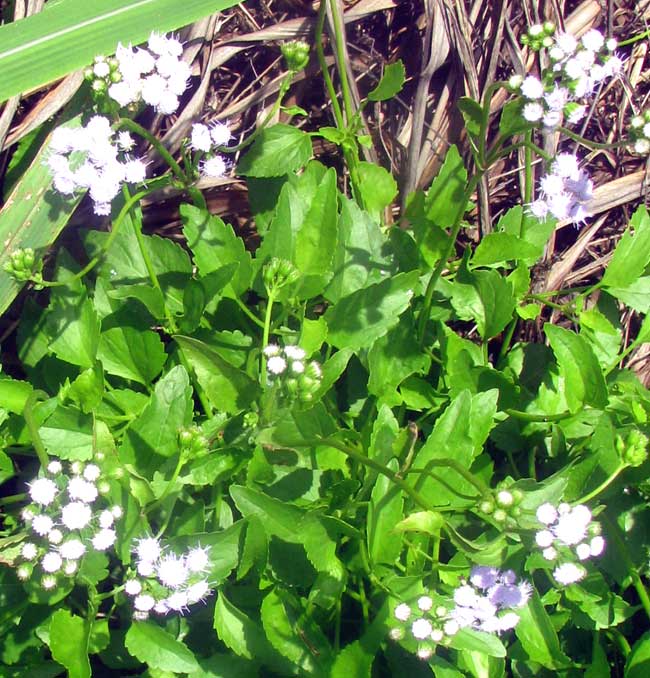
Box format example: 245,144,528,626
3,248,42,284
17,459,121,589
534,502,605,585
47,115,146,216
178,426,209,459
263,258,301,296
629,111,650,155
528,152,593,223
189,122,232,179
281,41,310,72
263,344,322,402
478,485,524,526
125,537,212,619
514,24,622,129
85,33,191,115
389,567,531,661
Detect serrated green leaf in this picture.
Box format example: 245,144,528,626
625,632,650,678
125,621,199,673
181,204,252,297
515,593,571,669
47,295,100,369
0,0,242,104
545,324,608,412
472,232,541,268
368,60,405,101
48,610,91,678
356,161,398,224
425,145,468,228
448,629,506,658
237,124,312,177
602,205,650,289
120,365,193,472
458,96,483,137
498,99,530,138
97,326,166,385
39,405,94,461
324,271,419,350
368,458,404,565
174,335,258,414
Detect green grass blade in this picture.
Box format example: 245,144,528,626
0,117,84,316
0,0,242,104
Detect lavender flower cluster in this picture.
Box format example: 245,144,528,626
528,152,593,223
125,537,212,619
47,115,146,216
17,459,121,589
515,25,622,129
534,502,605,585
630,110,650,155
390,567,531,661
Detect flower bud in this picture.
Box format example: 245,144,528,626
281,41,310,72
621,430,649,467
493,508,508,522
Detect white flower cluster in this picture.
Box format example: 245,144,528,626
528,152,593,223
515,26,623,128
630,111,650,155
17,459,121,589
190,122,232,179
389,567,531,660
534,502,605,585
47,115,146,216
263,344,323,402
105,33,191,114
125,537,212,619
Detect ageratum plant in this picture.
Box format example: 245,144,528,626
1,3,650,677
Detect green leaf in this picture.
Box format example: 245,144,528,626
213,592,280,664
174,335,258,414
367,458,404,565
125,621,199,673
0,0,242,104
545,324,608,412
47,295,100,369
451,267,516,339
0,118,83,316
97,326,166,385
625,632,650,678
66,362,104,413
324,271,419,350
498,99,530,138
189,654,259,678
0,376,32,414
356,162,398,223
515,593,571,669
368,312,430,398
457,97,484,137
472,233,541,268
293,167,339,298
368,60,405,101
39,405,94,461
237,124,312,177
181,204,252,297
448,629,506,658
48,610,91,678
330,640,373,678
260,589,329,675
425,145,468,228
120,365,193,472
605,276,650,313
602,205,650,288
325,196,389,304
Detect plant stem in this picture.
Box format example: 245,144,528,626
504,408,574,422
576,464,627,504
117,118,187,183
315,1,345,130
261,292,276,384
22,390,50,467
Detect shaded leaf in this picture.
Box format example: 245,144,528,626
125,621,199,673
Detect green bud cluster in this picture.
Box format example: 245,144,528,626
263,258,301,296
3,248,42,283
84,55,121,99
281,41,310,72
264,344,323,403
178,426,208,458
521,22,556,50
616,429,649,468
479,485,524,525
